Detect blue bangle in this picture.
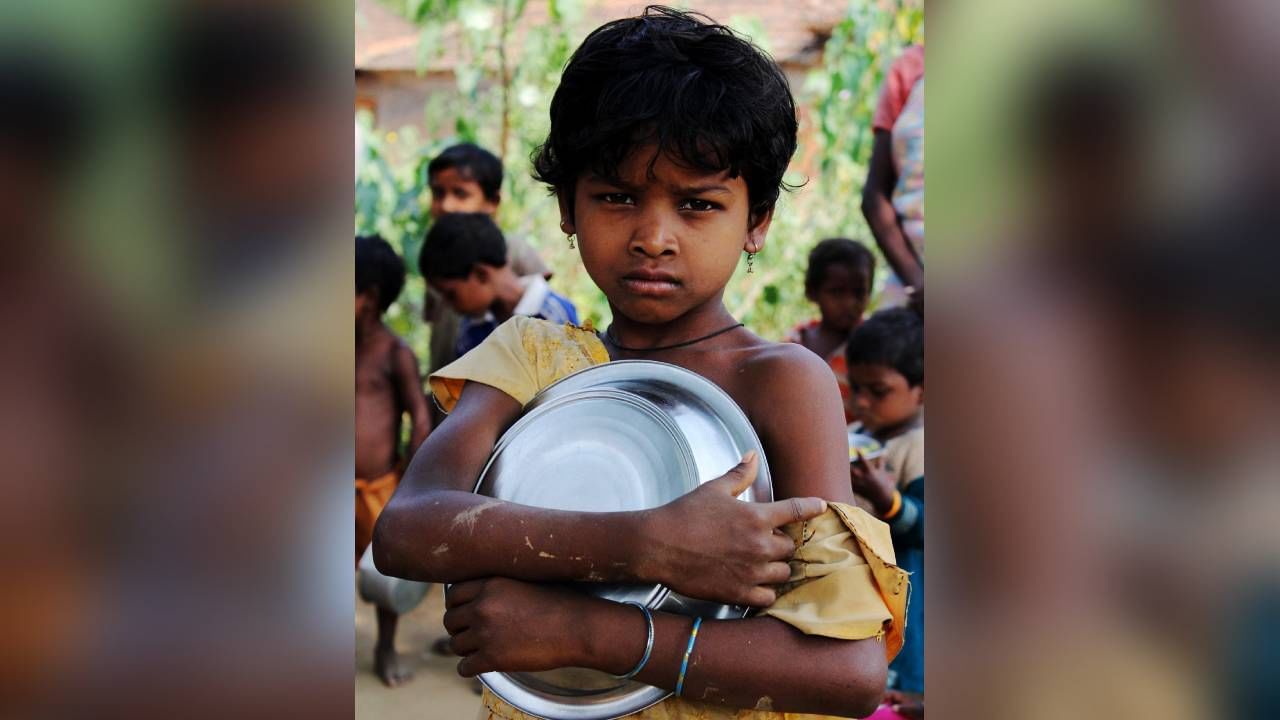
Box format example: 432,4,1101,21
610,601,654,681
675,616,703,697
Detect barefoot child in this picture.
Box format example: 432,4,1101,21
375,7,907,717
786,239,876,423
355,235,432,687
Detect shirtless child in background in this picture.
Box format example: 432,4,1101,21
355,235,432,686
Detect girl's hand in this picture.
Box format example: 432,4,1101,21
638,453,828,607
850,451,898,516
443,578,595,677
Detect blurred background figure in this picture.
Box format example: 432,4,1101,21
1,1,352,718
927,0,1280,718
863,43,924,313
785,238,876,424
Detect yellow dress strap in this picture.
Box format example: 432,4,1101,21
429,316,609,412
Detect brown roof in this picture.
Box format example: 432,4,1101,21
355,0,846,72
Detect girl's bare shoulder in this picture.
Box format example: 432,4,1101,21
722,335,841,414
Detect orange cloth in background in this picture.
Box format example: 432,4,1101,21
784,320,854,425
355,468,400,562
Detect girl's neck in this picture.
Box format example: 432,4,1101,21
606,298,739,353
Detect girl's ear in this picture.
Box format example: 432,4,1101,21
912,382,924,407
556,191,576,235
744,206,774,255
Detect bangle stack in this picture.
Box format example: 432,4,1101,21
610,601,655,681
675,617,704,697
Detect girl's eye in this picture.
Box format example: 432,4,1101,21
679,198,719,212
600,193,634,205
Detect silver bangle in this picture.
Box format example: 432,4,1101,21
610,601,655,681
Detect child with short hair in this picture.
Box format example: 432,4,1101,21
421,143,552,376
845,307,923,697
376,7,906,718
355,235,432,687
420,212,579,358
786,238,876,423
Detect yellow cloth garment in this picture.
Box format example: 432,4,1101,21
355,468,400,563
429,317,909,720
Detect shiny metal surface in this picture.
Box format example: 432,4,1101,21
473,361,773,720
529,361,772,501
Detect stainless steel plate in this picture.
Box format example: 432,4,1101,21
473,361,773,720
528,361,772,500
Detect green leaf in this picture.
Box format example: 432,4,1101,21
763,285,780,305
455,115,476,141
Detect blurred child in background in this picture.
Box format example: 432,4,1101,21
786,238,876,423
419,212,578,358
422,144,552,378
846,307,924,703
355,235,432,686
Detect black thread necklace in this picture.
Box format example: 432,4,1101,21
604,322,744,352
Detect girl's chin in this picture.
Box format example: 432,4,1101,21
606,297,686,325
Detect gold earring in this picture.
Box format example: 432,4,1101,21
746,252,755,274
568,233,576,250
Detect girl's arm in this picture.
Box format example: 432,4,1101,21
861,129,923,291
373,382,827,608
440,348,893,717
445,579,885,718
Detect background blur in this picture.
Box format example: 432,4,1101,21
356,0,924,358
928,0,1279,718
0,1,352,719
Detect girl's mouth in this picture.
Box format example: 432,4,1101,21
620,274,681,297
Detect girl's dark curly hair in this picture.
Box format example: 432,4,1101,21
532,5,798,224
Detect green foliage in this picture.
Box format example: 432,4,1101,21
356,0,922,363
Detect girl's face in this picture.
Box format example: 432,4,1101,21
564,147,771,325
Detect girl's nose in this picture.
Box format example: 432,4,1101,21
629,212,678,257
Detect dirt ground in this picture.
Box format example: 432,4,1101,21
355,584,482,719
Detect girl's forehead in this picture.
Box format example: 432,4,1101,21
585,150,742,192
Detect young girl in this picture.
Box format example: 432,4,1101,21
375,7,907,718
786,239,876,424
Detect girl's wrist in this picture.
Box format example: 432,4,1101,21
576,598,648,675
623,510,665,585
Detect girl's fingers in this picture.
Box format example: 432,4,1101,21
456,651,490,678
441,605,473,635
444,580,484,609
448,629,480,657
742,586,777,608
762,561,793,585
758,495,827,528
766,533,798,561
